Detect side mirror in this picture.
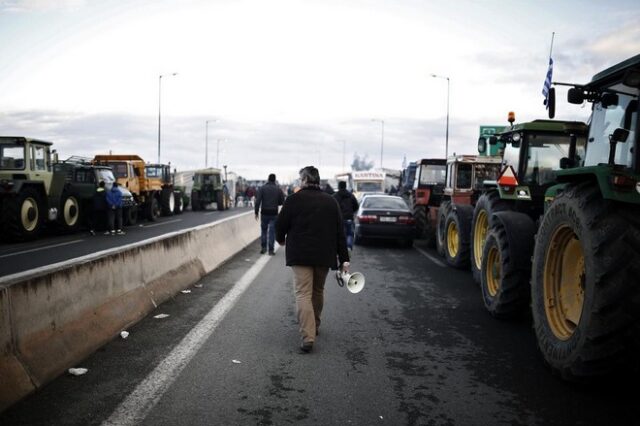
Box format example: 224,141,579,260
623,68,640,88
559,157,573,169
568,87,584,104
547,87,556,118
477,137,487,154
601,93,619,108
489,136,498,146
611,128,630,144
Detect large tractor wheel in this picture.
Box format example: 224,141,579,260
531,183,640,381
443,204,473,269
59,191,82,231
216,191,225,211
191,191,200,211
435,200,450,257
413,204,427,239
481,223,532,319
160,188,175,216
1,187,43,241
173,191,184,214
471,191,509,284
124,205,138,226
147,197,161,221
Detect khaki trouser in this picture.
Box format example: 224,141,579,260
292,266,329,344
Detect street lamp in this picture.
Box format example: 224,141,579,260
431,74,450,159
371,119,384,168
205,119,217,168
157,72,178,164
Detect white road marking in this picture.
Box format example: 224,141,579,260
102,246,277,426
414,246,447,268
0,239,84,259
142,219,182,228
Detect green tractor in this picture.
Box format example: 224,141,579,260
0,138,134,241
190,168,230,211
471,119,588,318
529,54,640,380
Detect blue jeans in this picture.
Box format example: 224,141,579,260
261,214,277,252
343,219,354,249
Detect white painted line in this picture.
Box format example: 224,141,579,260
102,246,278,426
414,246,447,268
0,239,84,259
142,219,182,228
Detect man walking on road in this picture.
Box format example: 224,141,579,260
255,173,285,255
276,166,350,353
333,180,359,251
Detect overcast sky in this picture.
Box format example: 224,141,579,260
1,0,639,182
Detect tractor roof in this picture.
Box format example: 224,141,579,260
589,53,640,89
418,158,446,166
499,120,588,136
193,167,222,175
0,136,53,146
446,154,502,165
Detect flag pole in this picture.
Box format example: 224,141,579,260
548,32,555,60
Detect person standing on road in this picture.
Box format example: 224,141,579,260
88,180,107,235
333,180,359,251
105,182,125,235
255,173,285,255
276,166,350,353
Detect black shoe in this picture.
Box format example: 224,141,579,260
268,251,275,256
260,248,266,254
300,341,313,353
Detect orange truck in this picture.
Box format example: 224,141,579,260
92,155,182,224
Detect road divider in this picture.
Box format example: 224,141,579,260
0,211,259,412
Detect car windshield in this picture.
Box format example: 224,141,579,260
355,181,383,192
363,197,408,210
0,141,25,170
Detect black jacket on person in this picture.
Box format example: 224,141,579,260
255,181,285,216
93,186,107,211
275,186,349,269
333,189,359,221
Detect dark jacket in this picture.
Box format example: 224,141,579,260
275,186,349,269
105,186,123,209
255,182,284,216
333,189,359,221
93,187,107,211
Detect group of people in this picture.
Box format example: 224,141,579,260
254,167,359,353
88,181,126,235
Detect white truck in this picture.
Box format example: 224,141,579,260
352,170,386,200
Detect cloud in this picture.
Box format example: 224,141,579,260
0,0,84,12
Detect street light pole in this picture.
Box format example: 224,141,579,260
157,72,178,164
431,74,450,159
371,119,384,168
205,119,217,168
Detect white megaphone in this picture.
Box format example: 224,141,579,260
335,270,365,294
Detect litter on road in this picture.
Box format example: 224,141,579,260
68,368,88,376
181,290,191,294
194,284,203,288
232,359,242,364
120,331,129,339
153,314,170,319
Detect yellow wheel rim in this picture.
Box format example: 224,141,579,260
63,196,79,226
447,220,459,258
21,197,39,232
543,225,585,340
485,244,501,297
473,210,488,270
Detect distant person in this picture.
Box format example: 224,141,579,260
276,166,350,353
88,181,107,235
333,180,359,251
323,182,335,195
105,182,125,235
255,173,285,255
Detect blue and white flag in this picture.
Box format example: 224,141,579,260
542,57,553,108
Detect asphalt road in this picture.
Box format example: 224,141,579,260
0,206,253,278
1,239,638,425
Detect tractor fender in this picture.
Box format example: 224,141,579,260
491,210,536,271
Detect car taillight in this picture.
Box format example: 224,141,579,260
611,174,636,191
398,215,415,224
358,214,377,224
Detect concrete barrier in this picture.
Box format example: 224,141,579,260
0,211,259,412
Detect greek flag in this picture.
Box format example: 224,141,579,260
542,57,553,108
